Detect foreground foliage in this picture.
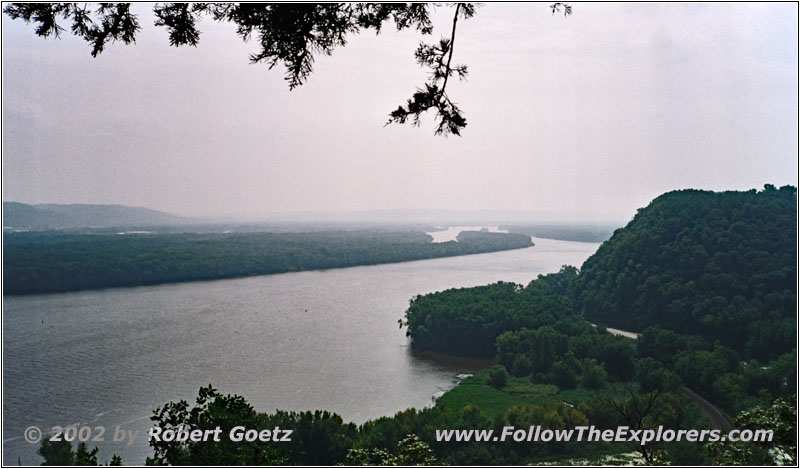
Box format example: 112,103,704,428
345,434,437,466
705,395,797,465
38,439,120,466
42,376,717,466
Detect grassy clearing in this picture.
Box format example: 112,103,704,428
435,371,610,418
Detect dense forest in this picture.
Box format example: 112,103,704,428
3,230,532,295
397,186,797,464
402,267,579,357
402,264,796,415
572,185,796,361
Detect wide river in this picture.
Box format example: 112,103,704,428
3,236,599,464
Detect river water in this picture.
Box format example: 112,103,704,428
3,237,599,464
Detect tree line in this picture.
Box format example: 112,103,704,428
3,230,533,295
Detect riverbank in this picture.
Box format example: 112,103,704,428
3,229,533,295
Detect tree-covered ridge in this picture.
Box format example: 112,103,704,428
401,186,796,432
571,185,796,360
3,230,532,295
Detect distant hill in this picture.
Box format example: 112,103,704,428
3,202,191,229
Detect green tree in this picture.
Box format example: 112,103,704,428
147,384,287,465
596,334,635,379
706,395,797,465
488,364,508,388
37,439,121,466
549,352,580,389
635,358,680,394
511,353,532,377
38,438,74,466
580,358,608,389
261,410,357,465
73,443,99,466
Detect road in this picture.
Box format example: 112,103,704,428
678,386,734,431
597,322,734,431
589,323,640,339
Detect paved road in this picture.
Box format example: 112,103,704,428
598,323,734,431
589,323,641,339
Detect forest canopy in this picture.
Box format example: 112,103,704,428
3,229,533,295
571,185,797,361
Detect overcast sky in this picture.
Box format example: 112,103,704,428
2,3,797,222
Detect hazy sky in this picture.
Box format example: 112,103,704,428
2,3,797,222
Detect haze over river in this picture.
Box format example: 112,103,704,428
3,236,599,464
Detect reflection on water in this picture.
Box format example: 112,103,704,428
3,237,598,464
409,348,495,373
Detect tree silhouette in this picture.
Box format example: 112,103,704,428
4,2,571,136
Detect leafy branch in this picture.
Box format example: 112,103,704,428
550,2,573,16
386,3,475,136
4,2,571,137
4,2,140,57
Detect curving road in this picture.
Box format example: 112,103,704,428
678,386,734,431
598,323,734,431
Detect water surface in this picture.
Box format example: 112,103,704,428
3,237,598,464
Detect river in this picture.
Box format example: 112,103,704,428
2,236,599,464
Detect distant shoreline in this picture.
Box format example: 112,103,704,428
3,230,534,296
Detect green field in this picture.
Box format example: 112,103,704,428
435,371,606,418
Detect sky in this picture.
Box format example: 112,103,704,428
2,3,798,223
